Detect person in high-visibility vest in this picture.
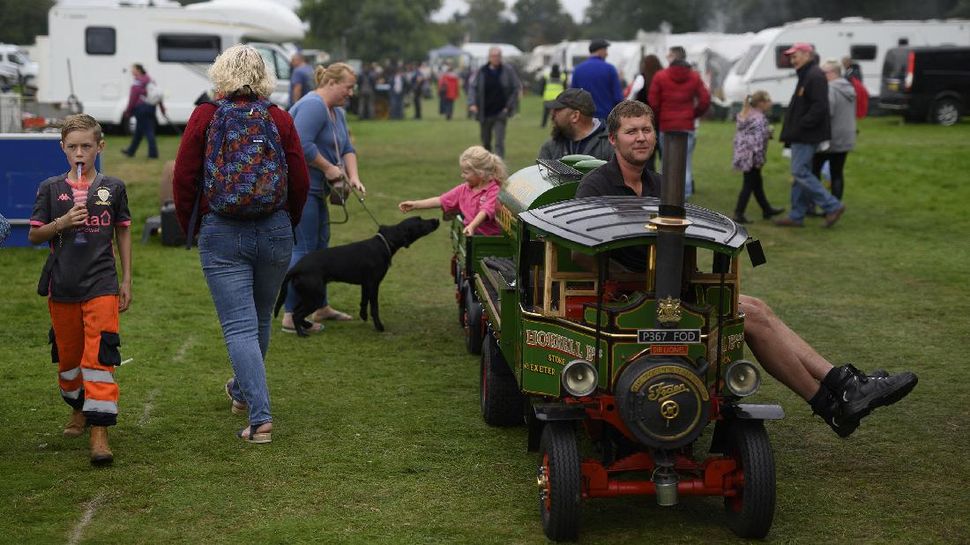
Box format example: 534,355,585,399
540,64,564,128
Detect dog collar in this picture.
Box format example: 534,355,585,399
376,232,392,258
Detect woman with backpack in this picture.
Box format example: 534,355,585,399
280,62,366,334
172,44,310,444
121,63,159,159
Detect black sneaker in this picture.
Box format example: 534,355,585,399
830,364,918,425
809,387,857,438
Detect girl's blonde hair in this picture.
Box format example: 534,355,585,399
315,62,356,88
208,44,276,98
740,90,771,118
460,145,507,183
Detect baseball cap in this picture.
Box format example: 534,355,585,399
783,42,814,55
588,39,610,53
545,88,595,117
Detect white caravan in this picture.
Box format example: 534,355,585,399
35,0,304,126
723,17,970,108
461,42,524,70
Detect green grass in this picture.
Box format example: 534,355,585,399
2,96,968,544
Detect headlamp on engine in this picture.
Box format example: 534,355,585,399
561,359,598,397
724,360,761,397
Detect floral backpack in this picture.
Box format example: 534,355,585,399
203,98,288,218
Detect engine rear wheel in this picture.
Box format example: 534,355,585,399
538,422,581,542
480,334,523,426
932,98,960,126
724,420,776,539
464,286,483,355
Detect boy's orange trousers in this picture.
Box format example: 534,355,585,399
49,295,121,427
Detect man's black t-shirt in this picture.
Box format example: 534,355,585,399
575,156,663,272
576,155,662,199
31,173,131,302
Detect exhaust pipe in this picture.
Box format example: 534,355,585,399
650,132,691,325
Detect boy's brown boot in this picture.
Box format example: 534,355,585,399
89,426,114,466
63,410,86,438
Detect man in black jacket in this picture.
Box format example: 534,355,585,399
467,47,521,158
538,89,613,161
776,43,846,228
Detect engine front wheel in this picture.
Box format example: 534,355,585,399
723,420,776,539
538,422,581,542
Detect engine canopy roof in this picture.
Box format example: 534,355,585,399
519,196,750,253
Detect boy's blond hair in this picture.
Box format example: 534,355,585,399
207,44,276,98
460,145,507,184
314,62,355,88
61,114,103,142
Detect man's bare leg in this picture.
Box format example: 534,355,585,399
739,295,832,400
739,294,918,438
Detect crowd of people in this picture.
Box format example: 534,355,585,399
32,40,908,468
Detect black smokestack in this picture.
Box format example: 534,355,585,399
652,132,690,325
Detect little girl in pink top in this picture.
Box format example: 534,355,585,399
399,145,507,236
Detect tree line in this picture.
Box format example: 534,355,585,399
1,0,968,63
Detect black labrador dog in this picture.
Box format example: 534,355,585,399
274,216,439,336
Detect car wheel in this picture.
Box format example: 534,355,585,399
932,98,960,126
538,422,581,542
464,285,483,355
723,420,776,539
480,334,523,426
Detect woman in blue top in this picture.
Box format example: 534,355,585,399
282,62,367,333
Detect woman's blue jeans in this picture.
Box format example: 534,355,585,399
199,210,293,426
284,191,330,313
125,103,158,158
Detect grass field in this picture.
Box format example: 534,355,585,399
2,95,969,544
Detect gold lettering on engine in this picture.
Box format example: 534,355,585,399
647,381,688,402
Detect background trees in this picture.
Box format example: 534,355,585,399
0,0,54,45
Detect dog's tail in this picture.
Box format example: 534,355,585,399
274,274,291,318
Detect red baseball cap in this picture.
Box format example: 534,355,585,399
783,42,814,55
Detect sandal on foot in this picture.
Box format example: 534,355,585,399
281,321,324,334
312,308,353,321
238,424,272,444
225,379,247,415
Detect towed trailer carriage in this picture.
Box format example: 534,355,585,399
452,137,782,541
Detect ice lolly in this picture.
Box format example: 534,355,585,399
71,163,90,206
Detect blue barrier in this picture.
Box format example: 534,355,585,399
0,133,101,248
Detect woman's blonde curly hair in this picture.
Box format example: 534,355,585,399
460,145,507,184
207,44,276,98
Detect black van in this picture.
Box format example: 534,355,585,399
880,46,970,126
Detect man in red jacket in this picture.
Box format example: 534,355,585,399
648,46,710,198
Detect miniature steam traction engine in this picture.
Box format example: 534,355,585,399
452,138,780,541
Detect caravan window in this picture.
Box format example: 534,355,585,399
851,45,877,61
85,27,116,55
252,46,291,81
734,45,763,75
158,35,220,63
774,45,812,69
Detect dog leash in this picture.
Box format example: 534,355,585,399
349,184,382,229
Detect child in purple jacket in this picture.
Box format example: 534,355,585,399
731,91,784,223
